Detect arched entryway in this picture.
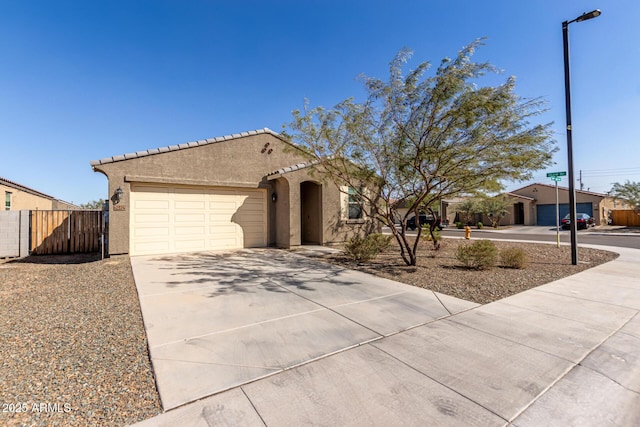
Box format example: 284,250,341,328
300,181,322,244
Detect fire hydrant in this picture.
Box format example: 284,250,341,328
464,225,471,239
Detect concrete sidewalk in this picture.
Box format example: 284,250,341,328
131,246,640,426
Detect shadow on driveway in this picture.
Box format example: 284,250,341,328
130,248,474,410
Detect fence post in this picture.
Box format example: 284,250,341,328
19,210,29,257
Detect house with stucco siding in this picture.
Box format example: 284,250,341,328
0,176,78,211
509,183,614,226
91,128,375,256
445,183,615,227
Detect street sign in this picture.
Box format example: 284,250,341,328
546,171,567,177
551,177,562,182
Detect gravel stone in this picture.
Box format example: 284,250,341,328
0,240,619,426
0,254,161,427
324,239,619,304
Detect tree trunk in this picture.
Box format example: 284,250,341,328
390,225,418,266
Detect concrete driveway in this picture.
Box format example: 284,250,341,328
130,249,478,411
130,246,640,426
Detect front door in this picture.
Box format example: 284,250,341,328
300,181,322,244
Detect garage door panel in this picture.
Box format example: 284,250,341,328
135,200,170,209
130,184,266,256
210,223,238,232
175,213,206,223
175,187,205,195
209,200,237,209
136,185,174,195
133,227,170,237
537,203,593,226
209,188,236,195
175,200,206,210
134,214,170,223
175,239,207,250
174,226,206,236
209,212,235,221
209,238,239,248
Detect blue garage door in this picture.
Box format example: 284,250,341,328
536,203,593,226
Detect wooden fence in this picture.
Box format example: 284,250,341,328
611,209,640,227
30,210,104,255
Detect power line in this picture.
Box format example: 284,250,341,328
580,167,640,173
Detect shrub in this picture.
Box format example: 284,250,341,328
367,233,392,252
500,247,528,269
456,221,464,229
476,222,484,229
421,226,442,250
344,233,392,262
456,239,498,270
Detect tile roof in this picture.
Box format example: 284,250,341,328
0,176,79,208
90,128,285,167
266,160,319,177
505,192,535,201
512,182,608,198
0,176,56,200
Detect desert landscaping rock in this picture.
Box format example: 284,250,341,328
323,239,618,304
0,239,618,426
0,254,161,427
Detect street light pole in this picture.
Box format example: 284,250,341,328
562,9,601,265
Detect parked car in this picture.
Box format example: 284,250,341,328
406,214,442,231
561,213,595,230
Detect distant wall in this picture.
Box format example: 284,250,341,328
611,210,640,227
0,210,30,258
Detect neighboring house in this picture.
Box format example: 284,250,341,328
90,128,375,256
445,183,615,227
509,183,614,226
0,176,78,211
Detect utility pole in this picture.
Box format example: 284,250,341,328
579,170,584,191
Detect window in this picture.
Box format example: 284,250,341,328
5,191,11,210
348,187,363,220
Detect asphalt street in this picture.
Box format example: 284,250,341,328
443,229,640,249
385,226,640,249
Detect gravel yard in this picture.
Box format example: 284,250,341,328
0,239,618,426
322,238,619,304
0,254,161,427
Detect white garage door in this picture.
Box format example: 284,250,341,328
130,184,267,256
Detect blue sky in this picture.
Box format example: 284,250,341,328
1,0,638,204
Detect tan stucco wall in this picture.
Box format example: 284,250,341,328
1,184,54,211
51,200,81,210
94,133,373,254
271,169,376,247
511,184,607,224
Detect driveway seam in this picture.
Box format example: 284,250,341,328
149,307,327,349
533,287,640,311
499,295,638,331
368,341,509,423
240,387,267,427
574,312,640,396
329,290,410,308
432,292,453,315
272,252,461,337
266,275,387,338
151,357,283,371
445,315,612,365
509,313,640,422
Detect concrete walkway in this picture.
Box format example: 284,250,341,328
131,246,640,426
